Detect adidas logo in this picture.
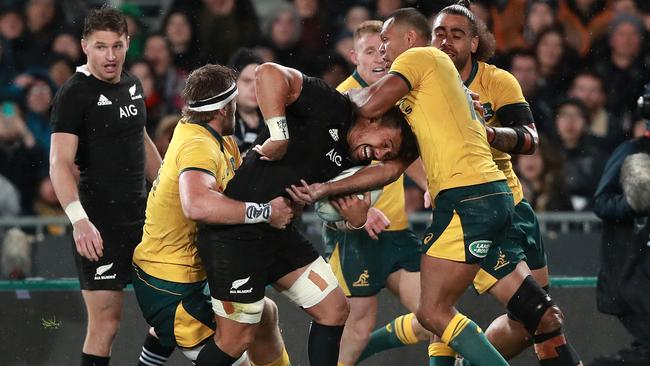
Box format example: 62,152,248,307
97,94,112,106
329,129,339,141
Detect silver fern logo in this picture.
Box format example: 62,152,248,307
94,263,116,280
230,276,253,294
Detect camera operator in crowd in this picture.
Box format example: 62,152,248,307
592,85,650,366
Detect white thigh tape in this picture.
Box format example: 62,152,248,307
211,297,265,324
282,256,339,308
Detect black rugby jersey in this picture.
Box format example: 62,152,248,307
224,76,365,204
51,66,147,223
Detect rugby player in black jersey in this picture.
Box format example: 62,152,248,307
49,8,164,366
192,63,417,366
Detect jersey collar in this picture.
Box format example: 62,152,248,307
197,121,225,152
352,69,369,88
463,59,479,87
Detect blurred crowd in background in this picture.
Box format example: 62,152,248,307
0,0,649,221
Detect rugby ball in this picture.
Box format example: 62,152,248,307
314,166,383,222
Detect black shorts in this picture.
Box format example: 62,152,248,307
73,220,143,290
197,223,319,303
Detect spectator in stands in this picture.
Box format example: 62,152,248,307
129,59,164,134
334,31,354,66
21,0,63,68
119,3,145,63
534,26,580,108
161,10,200,71
294,0,328,50
260,3,307,71
227,48,263,153
23,74,55,152
591,119,650,366
515,138,573,212
593,14,649,119
51,30,82,66
318,52,350,88
509,49,554,135
143,34,186,118
343,6,371,34
557,0,613,57
373,0,404,20
568,70,626,152
48,55,75,88
152,114,180,158
554,98,606,211
487,0,527,53
523,0,557,48
0,6,25,79
0,100,46,215
176,0,260,65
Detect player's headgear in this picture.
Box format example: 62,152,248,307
187,82,238,112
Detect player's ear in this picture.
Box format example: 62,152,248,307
125,35,131,52
350,49,359,66
470,35,478,54
81,38,88,55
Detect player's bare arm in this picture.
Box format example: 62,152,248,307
486,121,538,155
348,73,409,119
252,63,303,161
50,132,103,261
143,127,162,182
179,170,293,229
287,156,414,204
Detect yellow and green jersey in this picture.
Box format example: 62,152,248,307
390,47,505,199
133,120,241,283
466,61,529,204
337,71,409,231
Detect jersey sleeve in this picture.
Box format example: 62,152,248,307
491,69,534,127
388,47,433,91
50,82,85,135
176,137,220,178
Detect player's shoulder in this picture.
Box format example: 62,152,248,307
336,75,361,93
480,62,519,88
57,66,96,96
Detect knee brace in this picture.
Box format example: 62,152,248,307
506,275,554,334
282,256,338,308
212,297,265,324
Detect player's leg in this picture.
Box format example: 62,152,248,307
275,256,349,366
482,266,549,360
337,296,379,365
419,182,513,365
137,327,175,366
247,298,291,366
357,229,430,363
81,290,124,366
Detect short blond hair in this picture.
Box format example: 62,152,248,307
354,20,383,43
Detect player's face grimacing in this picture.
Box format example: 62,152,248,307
378,18,410,68
431,14,477,71
354,33,387,85
347,117,403,162
82,30,129,83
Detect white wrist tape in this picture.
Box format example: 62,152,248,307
266,116,289,141
244,202,272,224
65,200,88,224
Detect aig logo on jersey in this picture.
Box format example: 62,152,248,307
119,104,139,119
326,148,342,166
94,262,117,280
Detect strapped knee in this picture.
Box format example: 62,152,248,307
212,298,265,324
506,275,554,334
181,344,249,365
282,257,338,308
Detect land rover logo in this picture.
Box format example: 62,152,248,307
469,240,491,258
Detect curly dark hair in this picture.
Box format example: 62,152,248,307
436,0,496,62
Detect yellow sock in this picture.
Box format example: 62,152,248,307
441,313,473,345
251,347,290,366
394,313,420,345
428,342,456,357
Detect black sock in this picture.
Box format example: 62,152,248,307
195,339,239,366
138,332,175,365
308,322,345,366
81,352,110,366
534,329,582,366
